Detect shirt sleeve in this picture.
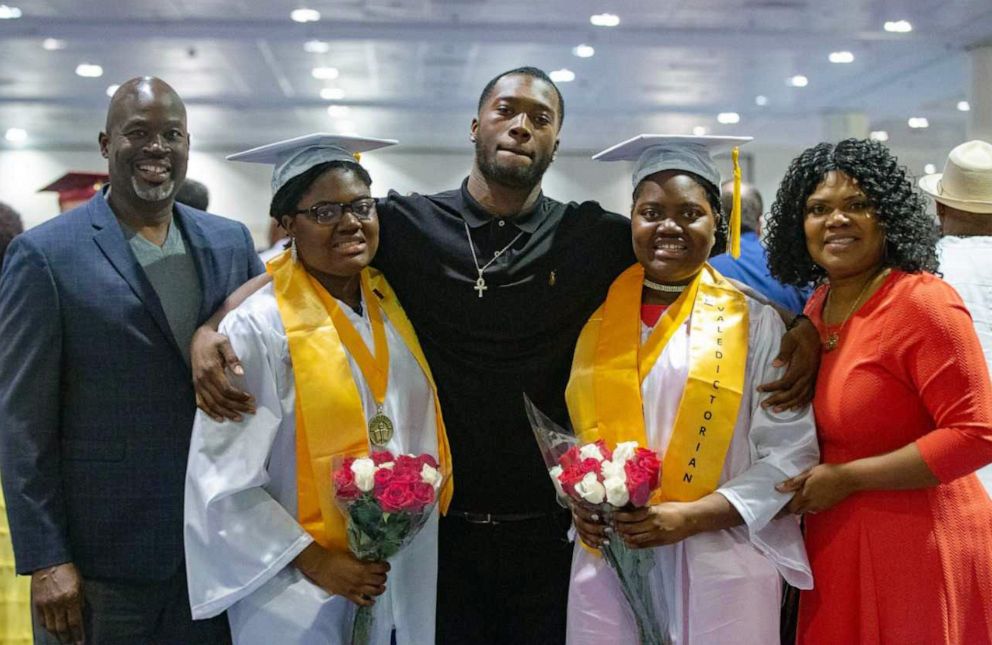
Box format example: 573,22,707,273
184,301,312,619
0,236,72,573
897,278,992,482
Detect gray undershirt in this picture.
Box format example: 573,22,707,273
120,217,203,366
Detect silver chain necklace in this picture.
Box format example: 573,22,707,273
643,278,687,293
462,220,525,298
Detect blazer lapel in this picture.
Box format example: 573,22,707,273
173,205,219,323
88,195,183,357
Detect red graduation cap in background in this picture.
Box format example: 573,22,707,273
39,172,109,212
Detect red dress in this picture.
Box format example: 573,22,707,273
798,271,992,644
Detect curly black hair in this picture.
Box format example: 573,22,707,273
764,138,939,287
633,170,728,256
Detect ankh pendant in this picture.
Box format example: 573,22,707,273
474,275,488,298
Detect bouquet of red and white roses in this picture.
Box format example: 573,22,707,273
525,397,671,645
332,451,447,645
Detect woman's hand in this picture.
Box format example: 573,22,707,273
758,316,821,412
612,503,696,549
293,543,390,607
191,326,255,422
778,463,858,514
570,501,610,549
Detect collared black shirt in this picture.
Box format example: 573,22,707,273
374,180,634,513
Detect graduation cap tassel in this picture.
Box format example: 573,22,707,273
730,147,742,259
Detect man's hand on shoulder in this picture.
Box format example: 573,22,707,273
32,562,84,644
758,315,820,411
191,324,255,422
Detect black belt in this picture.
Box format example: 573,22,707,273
446,509,559,525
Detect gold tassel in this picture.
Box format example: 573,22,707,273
352,152,362,162
730,147,742,259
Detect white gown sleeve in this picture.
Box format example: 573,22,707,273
184,295,313,619
715,300,820,589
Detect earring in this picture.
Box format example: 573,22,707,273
470,135,477,143
290,237,299,263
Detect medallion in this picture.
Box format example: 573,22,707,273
824,332,839,352
368,409,394,446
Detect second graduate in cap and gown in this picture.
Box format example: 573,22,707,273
184,134,452,645
564,136,820,644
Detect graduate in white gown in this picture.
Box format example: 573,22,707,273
564,135,820,644
184,134,453,645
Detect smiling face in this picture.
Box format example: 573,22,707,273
99,78,189,211
803,170,885,282
631,170,717,284
281,166,378,279
471,73,560,189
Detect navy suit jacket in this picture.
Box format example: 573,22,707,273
0,194,263,581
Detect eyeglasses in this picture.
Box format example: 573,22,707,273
293,197,376,225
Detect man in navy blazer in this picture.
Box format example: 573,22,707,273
0,77,263,643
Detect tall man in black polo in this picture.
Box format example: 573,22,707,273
194,66,817,644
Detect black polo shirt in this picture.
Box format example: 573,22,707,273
374,180,634,514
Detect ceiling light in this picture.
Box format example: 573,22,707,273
75,63,103,78
290,8,320,23
549,69,576,83
869,130,889,142
717,112,740,124
828,51,855,64
320,88,346,100
326,105,351,118
908,117,929,129
957,100,971,112
692,126,707,136
4,128,27,143
754,95,768,106
884,20,912,33
311,67,339,80
0,5,22,19
787,75,808,87
303,40,330,54
106,84,120,97
589,13,620,27
334,121,357,135
572,44,595,58
924,163,937,175
42,38,66,51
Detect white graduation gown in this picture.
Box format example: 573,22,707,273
567,297,820,645
184,283,440,645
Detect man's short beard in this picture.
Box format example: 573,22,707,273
474,139,551,190
131,177,175,203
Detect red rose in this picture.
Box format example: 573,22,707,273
558,446,582,469
373,467,394,491
557,466,586,499
395,454,420,470
376,481,415,513
371,451,394,466
625,461,653,507
333,467,360,501
390,466,420,486
632,449,661,489
417,454,439,469
593,439,613,461
578,458,602,477
410,481,436,511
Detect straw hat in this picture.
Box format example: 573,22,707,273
919,139,992,214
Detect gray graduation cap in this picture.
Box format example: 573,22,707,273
227,133,399,195
592,134,752,189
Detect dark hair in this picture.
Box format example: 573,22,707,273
269,160,372,222
175,178,210,211
477,66,565,130
764,138,939,287
633,171,728,256
0,201,24,268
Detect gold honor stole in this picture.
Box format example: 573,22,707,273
267,251,453,551
565,263,748,502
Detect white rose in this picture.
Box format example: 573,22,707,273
575,472,606,505
549,466,566,498
600,459,627,482
579,443,605,462
420,463,443,488
612,442,638,464
604,476,630,507
350,458,376,492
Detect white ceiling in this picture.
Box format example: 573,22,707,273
0,0,989,154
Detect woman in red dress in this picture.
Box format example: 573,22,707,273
764,138,992,644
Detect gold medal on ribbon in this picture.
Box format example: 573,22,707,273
368,405,394,446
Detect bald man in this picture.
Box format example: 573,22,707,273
0,77,263,643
